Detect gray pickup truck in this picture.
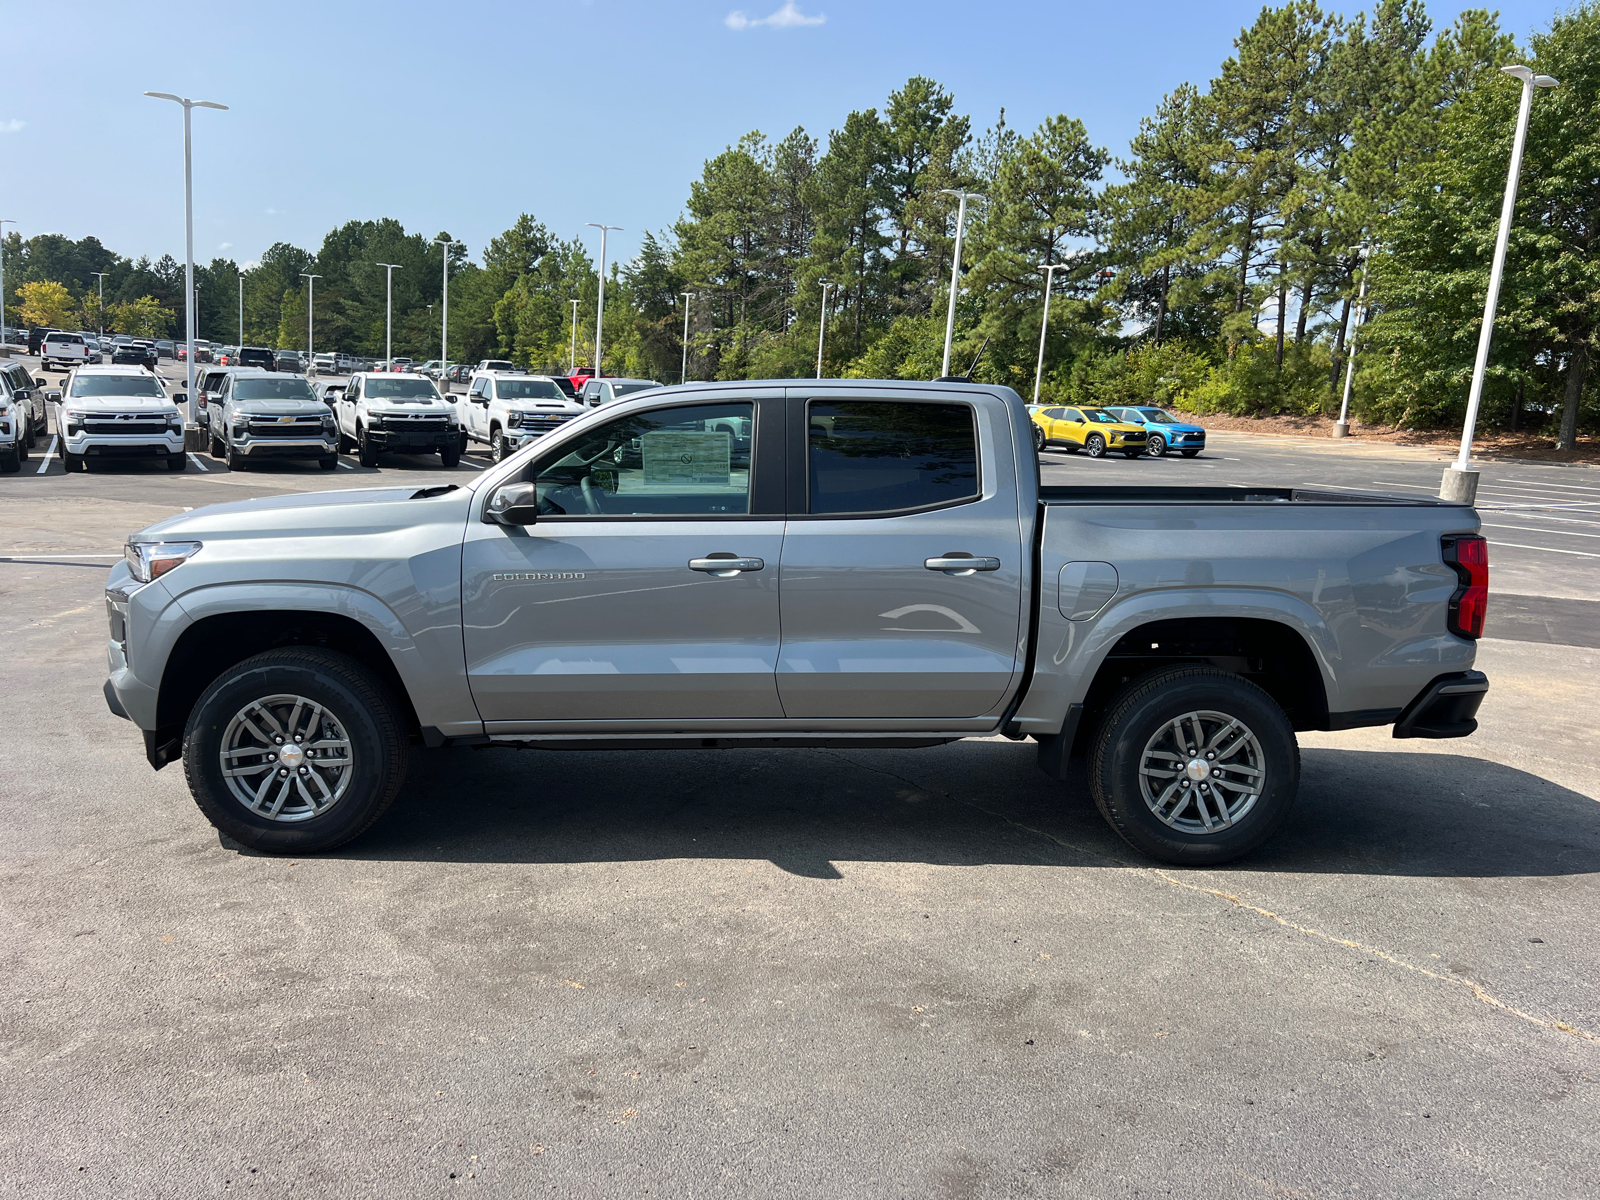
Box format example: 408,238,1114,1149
102,381,1489,864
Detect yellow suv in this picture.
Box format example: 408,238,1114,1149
1031,405,1150,458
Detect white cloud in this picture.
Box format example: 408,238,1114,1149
218,242,232,250
265,207,278,215
726,2,824,31
0,119,24,134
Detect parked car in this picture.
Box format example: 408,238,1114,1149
193,340,214,364
331,371,461,467
208,369,339,472
577,377,661,407
0,363,42,471
414,360,446,380
44,364,186,472
273,350,302,374
1110,406,1206,458
461,372,586,461
102,380,1491,862
311,353,338,375
77,332,104,364
236,347,276,372
443,363,475,387
113,340,160,370
313,381,347,407
0,361,46,447
1030,405,1149,458
28,327,62,356
41,330,93,372
190,366,245,424
474,359,517,375
389,358,415,373
568,366,596,394
154,339,175,361
546,374,579,402
336,354,357,373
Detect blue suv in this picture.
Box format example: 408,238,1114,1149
1111,406,1206,458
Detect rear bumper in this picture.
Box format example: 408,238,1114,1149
1393,670,1489,739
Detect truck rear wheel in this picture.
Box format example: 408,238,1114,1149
1087,667,1299,866
182,648,410,854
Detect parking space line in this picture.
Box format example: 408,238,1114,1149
456,459,484,470
1505,477,1600,493
187,453,210,472
1481,521,1600,540
1485,539,1600,558
36,436,56,474
336,460,355,470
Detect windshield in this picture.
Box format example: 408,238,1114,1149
1136,408,1179,425
366,377,440,400
497,379,563,400
235,378,316,401
612,382,659,398
1083,408,1120,423
70,375,166,399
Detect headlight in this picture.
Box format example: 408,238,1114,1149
507,410,523,428
321,414,336,431
64,410,84,434
368,413,385,429
124,540,203,584
446,414,458,428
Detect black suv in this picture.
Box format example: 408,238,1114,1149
237,347,276,371
273,350,303,373
113,340,159,369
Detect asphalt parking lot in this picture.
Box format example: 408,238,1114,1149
2,357,1597,1197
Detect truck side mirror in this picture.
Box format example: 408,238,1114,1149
174,393,187,405
485,482,539,526
44,389,61,403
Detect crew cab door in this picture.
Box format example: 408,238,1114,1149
460,391,787,728
338,377,360,435
775,390,1026,721
466,376,490,440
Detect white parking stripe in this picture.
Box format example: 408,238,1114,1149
456,458,484,470
0,553,123,560
1486,539,1600,558
187,453,210,472
36,436,56,474
1481,521,1600,540
335,460,355,470
1505,477,1600,493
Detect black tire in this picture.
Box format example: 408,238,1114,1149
440,443,460,468
182,648,410,854
357,426,378,468
1180,449,1200,458
319,454,338,470
62,449,83,473
1085,434,1107,458
211,431,225,459
338,430,354,455
1087,666,1300,866
493,429,510,463
16,425,29,463
0,449,17,474
1032,424,1045,452
167,452,187,472
225,439,246,471
1147,434,1167,457
458,431,469,455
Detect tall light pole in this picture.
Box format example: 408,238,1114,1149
90,271,108,338
1032,263,1072,403
585,223,621,377
144,91,227,428
0,220,16,345
1333,248,1371,439
300,273,321,371
434,237,462,365
237,269,245,349
568,299,580,374
680,292,696,384
938,189,983,378
1443,65,1558,502
816,281,831,379
376,263,402,367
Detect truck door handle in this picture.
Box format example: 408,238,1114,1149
689,556,764,576
925,555,1001,576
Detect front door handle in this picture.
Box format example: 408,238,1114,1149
689,555,764,577
925,554,1001,576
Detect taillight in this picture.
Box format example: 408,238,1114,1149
1443,535,1488,639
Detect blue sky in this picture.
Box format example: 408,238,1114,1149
8,0,1562,270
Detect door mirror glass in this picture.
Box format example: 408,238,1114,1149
486,482,540,526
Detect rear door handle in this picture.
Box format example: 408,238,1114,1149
925,555,1001,575
689,556,764,576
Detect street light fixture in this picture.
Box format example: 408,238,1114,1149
816,281,831,379
144,91,228,428
1032,263,1072,403
938,189,983,377
376,263,402,367
680,292,696,384
434,237,462,366
585,223,622,378
300,273,321,372
90,271,109,339
1333,248,1371,439
1442,64,1558,502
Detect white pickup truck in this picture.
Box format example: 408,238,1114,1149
461,372,586,461
332,371,461,467
45,364,187,472
41,331,94,372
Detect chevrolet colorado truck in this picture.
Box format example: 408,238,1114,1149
102,380,1489,863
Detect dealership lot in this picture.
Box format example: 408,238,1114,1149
2,365,1598,1195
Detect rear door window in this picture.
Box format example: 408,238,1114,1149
806,400,979,516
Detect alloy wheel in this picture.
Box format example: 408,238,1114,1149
219,693,355,823
1136,709,1265,834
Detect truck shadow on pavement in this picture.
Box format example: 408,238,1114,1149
330,739,1600,880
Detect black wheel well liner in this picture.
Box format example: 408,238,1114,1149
1078,616,1329,743
155,611,422,743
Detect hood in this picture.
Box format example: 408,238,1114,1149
132,484,471,544
65,396,176,413
230,398,328,417
507,399,585,414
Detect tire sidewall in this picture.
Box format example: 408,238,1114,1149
1148,434,1166,457
1094,671,1299,865
1086,435,1105,458
183,654,403,853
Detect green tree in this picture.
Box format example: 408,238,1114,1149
16,280,75,328
106,295,173,338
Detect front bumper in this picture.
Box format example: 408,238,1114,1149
233,435,338,457
65,432,186,458
368,427,456,450
1393,670,1489,739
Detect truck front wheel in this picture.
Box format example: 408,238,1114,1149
1087,666,1299,866
182,648,410,853
357,426,379,467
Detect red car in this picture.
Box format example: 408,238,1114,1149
568,366,596,393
